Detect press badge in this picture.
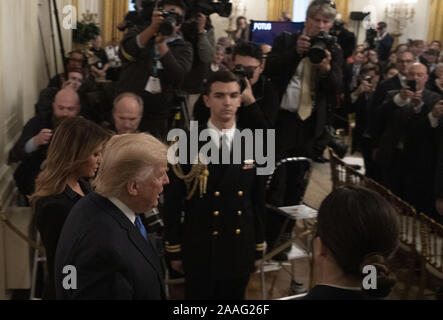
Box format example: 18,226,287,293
145,76,162,94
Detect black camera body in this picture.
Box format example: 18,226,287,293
232,65,254,92
314,126,349,159
308,31,337,64
406,80,416,92
159,9,184,36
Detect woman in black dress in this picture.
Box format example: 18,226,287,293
30,117,111,299
304,186,400,300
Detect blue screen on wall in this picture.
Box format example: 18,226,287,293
249,21,305,46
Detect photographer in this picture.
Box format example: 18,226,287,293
180,9,215,116
348,63,381,180
374,63,442,218
331,20,356,61
375,22,394,64
265,0,343,160
192,41,279,130
118,0,193,139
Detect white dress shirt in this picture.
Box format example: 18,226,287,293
109,197,136,224
207,119,237,152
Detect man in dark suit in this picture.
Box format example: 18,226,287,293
164,71,265,300
374,63,442,217
375,22,394,63
55,134,169,300
8,89,81,198
118,0,193,139
265,0,343,160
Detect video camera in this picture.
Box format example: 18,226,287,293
308,31,337,64
135,0,231,28
159,9,184,36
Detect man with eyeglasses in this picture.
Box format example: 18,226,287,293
193,41,280,130
118,0,193,140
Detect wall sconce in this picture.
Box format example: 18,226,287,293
385,0,415,41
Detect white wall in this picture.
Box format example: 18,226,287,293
0,0,72,298
349,0,431,45
211,0,268,43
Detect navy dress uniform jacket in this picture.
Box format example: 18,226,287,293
54,192,166,300
163,127,266,281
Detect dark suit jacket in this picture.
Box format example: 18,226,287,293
118,27,193,117
163,125,266,281
377,33,394,62
54,192,166,300
8,116,52,196
265,31,343,137
34,180,91,300
374,89,441,173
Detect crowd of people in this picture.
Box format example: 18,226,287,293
7,0,443,300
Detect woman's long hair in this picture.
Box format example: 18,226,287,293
30,117,111,204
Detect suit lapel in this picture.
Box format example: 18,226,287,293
92,193,165,286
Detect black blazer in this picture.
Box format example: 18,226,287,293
163,125,266,280
374,89,441,172
377,33,394,62
34,180,91,300
54,192,166,300
8,116,53,196
265,31,343,136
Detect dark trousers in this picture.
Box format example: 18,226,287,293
360,137,380,182
275,110,316,159
185,274,250,300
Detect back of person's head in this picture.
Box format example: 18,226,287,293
316,186,400,298
307,0,337,20
233,41,263,62
377,21,387,30
31,118,111,204
94,133,168,198
203,70,241,96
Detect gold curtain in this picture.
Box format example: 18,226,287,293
103,0,129,45
267,0,294,21
427,0,443,43
334,0,349,21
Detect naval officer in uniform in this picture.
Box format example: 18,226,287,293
164,71,266,300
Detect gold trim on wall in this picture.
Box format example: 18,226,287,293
267,0,294,21
427,0,443,43
334,0,349,22
103,0,129,44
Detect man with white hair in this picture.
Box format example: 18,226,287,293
55,133,169,300
374,63,442,219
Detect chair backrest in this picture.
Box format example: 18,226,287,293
329,148,366,189
266,157,312,207
419,213,443,275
